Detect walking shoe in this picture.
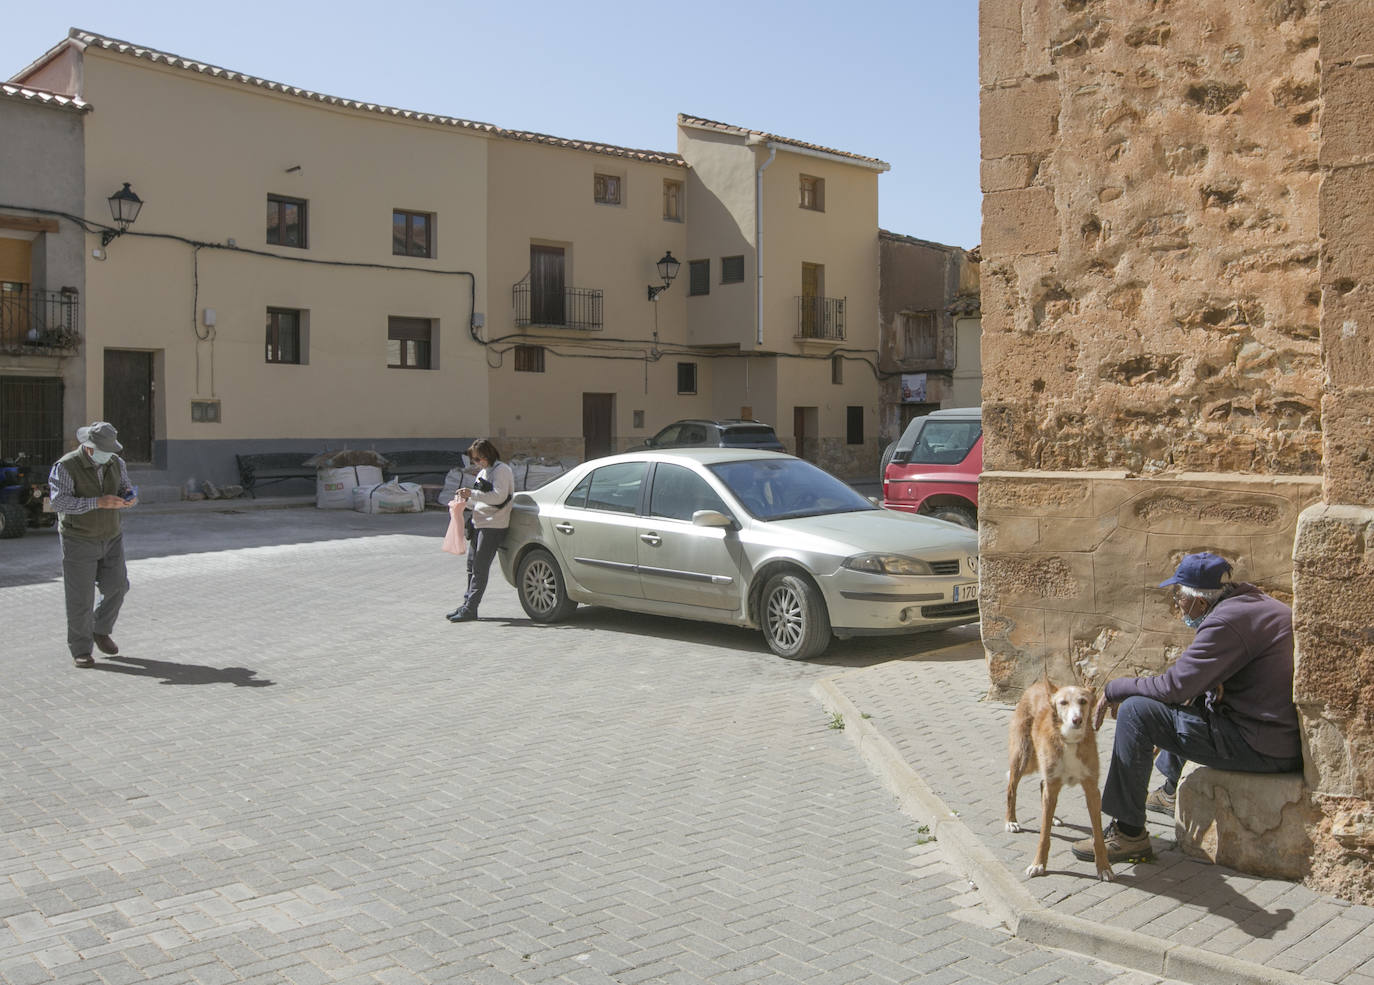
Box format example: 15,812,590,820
93,634,119,656
1146,786,1176,818
73,654,94,668
448,608,478,623
1071,821,1154,864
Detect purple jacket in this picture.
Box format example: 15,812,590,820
1104,584,1301,758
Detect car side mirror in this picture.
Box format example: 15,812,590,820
692,509,734,528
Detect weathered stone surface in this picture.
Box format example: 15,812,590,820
1320,60,1374,165
1320,392,1374,504
981,154,1036,193
1308,794,1374,901
1176,767,1313,880
982,186,1059,256
981,80,1060,159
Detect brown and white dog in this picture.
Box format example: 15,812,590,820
1004,679,1113,881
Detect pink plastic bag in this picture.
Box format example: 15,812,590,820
441,498,468,555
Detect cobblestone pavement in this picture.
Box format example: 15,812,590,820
0,508,1180,985
820,658,1374,985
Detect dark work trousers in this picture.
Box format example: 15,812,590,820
1102,695,1304,828
462,526,508,613
61,533,130,657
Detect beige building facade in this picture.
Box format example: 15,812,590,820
6,30,894,489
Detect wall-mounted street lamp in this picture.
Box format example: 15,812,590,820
101,183,144,247
647,251,681,301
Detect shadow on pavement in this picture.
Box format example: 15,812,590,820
484,605,982,670
93,655,275,687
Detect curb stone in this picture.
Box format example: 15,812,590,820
811,674,1324,985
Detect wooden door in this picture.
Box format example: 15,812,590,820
531,245,566,326
793,406,814,462
0,375,63,468
582,393,614,460
103,349,153,462
801,262,823,337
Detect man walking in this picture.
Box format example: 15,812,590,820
49,422,138,667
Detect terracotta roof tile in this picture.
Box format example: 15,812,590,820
0,82,90,112
678,113,889,169
67,30,684,165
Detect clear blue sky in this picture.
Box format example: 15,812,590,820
5,2,982,250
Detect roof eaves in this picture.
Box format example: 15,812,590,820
678,113,889,169
499,128,685,166
0,82,91,113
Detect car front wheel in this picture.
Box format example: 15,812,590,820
761,572,831,660
517,548,577,623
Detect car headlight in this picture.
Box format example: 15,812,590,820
842,554,933,575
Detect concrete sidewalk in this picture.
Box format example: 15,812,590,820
814,636,1374,985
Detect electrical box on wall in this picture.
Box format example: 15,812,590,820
202,308,216,327
191,400,221,423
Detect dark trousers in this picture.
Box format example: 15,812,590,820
462,526,507,612
1102,695,1304,828
61,533,129,657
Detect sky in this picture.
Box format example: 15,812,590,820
4,1,982,250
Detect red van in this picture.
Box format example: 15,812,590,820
881,406,982,528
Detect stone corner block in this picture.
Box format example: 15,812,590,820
1176,767,1313,880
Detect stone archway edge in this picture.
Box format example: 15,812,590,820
811,674,1320,985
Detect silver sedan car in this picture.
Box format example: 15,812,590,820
497,449,980,660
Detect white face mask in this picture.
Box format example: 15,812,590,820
86,445,114,465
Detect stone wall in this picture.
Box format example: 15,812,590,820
979,0,1374,901
1290,0,1374,902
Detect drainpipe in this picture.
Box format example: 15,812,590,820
748,137,776,348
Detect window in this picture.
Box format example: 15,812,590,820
393,210,433,258
514,344,545,373
902,311,938,361
831,355,843,385
567,462,645,514
265,308,302,364
688,259,710,296
388,316,433,369
266,195,307,248
663,179,684,220
677,362,697,395
721,255,745,284
847,406,864,445
799,174,825,212
649,463,729,522
594,173,622,205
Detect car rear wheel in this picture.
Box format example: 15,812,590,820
761,572,831,660
517,548,577,623
0,503,26,539
879,440,897,475
928,504,976,529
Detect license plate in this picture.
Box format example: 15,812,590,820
953,582,979,602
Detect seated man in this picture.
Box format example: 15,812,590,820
1072,552,1304,865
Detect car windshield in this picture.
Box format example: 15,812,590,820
709,458,877,520
720,426,778,446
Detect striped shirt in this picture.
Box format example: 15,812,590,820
49,455,134,514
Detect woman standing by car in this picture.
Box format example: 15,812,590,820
448,438,514,623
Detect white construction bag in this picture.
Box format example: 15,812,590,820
352,478,425,514
316,465,383,510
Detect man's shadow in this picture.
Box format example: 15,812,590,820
94,655,274,687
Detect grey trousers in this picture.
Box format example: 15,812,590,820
61,533,129,657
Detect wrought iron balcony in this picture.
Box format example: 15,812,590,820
796,295,846,341
512,283,604,331
0,288,81,353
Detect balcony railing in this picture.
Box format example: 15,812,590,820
0,288,81,353
513,283,604,331
796,295,846,341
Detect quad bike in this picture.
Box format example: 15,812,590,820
0,452,56,539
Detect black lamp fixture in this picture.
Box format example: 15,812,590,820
101,182,144,247
647,251,681,301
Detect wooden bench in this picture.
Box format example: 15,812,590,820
381,449,467,484
235,452,315,498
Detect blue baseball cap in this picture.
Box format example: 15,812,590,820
1159,552,1233,589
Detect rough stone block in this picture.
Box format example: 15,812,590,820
1176,767,1313,880
981,80,1060,160
1320,391,1374,503
981,154,1035,193
1322,288,1374,389
1320,0,1374,67
1319,162,1374,284
1320,61,1374,165
979,0,1028,87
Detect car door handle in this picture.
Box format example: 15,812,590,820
640,532,662,547
555,522,575,534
